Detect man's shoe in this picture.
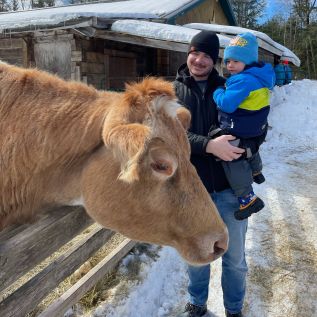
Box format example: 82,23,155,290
225,310,243,317
178,302,207,317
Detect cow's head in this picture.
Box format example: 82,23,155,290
81,78,228,265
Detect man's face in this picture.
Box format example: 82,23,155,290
187,49,214,80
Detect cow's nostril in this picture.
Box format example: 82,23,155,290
214,244,226,256
213,231,229,256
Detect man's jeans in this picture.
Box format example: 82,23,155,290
187,189,248,313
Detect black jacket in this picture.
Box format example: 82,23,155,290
174,64,230,193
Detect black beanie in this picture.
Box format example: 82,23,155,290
188,31,219,64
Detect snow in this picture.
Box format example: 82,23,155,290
111,20,231,47
87,80,317,317
0,0,195,30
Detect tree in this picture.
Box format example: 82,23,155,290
258,12,317,79
32,0,55,8
231,0,266,27
11,0,18,10
293,0,317,27
0,0,9,11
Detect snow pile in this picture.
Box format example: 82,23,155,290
111,20,231,47
268,80,317,148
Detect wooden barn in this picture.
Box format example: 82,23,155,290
0,0,236,90
0,0,299,92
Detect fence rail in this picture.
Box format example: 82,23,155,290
0,207,136,317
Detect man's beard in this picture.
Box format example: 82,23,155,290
189,64,212,79
190,69,212,79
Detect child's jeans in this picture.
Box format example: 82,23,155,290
221,151,262,197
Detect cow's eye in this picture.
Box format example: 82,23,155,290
151,162,169,172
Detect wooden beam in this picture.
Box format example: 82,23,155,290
39,239,137,317
95,30,189,53
0,206,92,293
0,226,115,317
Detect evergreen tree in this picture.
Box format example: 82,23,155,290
11,0,18,10
258,7,317,79
32,0,55,8
0,0,9,11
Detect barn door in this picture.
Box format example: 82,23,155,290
34,36,72,80
104,49,137,91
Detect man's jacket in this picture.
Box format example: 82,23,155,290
213,62,275,138
174,64,230,193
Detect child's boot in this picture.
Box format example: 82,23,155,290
253,172,265,184
234,191,264,220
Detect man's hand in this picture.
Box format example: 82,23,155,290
206,135,245,161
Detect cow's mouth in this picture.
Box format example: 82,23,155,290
176,234,228,266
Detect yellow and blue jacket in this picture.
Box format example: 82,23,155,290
213,62,276,138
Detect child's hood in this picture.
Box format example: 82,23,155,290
243,62,276,89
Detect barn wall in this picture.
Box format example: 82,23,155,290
72,37,157,90
0,30,276,90
213,0,230,25
34,35,72,80
175,0,229,26
0,38,24,66
72,37,106,88
259,48,274,64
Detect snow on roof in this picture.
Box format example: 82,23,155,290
0,0,198,31
184,23,301,66
111,20,231,47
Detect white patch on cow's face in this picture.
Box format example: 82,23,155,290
151,96,180,118
68,197,85,207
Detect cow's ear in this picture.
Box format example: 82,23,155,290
148,138,178,180
176,107,191,130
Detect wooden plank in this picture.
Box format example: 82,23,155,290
86,52,105,63
0,226,115,317
104,54,110,89
104,48,136,59
39,239,136,317
71,65,81,81
34,34,74,44
0,48,22,58
0,206,92,293
81,62,105,74
0,38,23,48
71,50,82,62
96,30,189,53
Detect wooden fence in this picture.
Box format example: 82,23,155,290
0,206,136,317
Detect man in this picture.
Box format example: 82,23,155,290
174,30,247,317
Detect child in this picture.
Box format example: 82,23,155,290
213,32,276,220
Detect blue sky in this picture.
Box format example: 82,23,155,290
258,0,292,24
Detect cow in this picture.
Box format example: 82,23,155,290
0,62,228,265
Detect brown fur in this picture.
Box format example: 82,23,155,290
0,62,228,265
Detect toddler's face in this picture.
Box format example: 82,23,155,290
226,59,245,74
